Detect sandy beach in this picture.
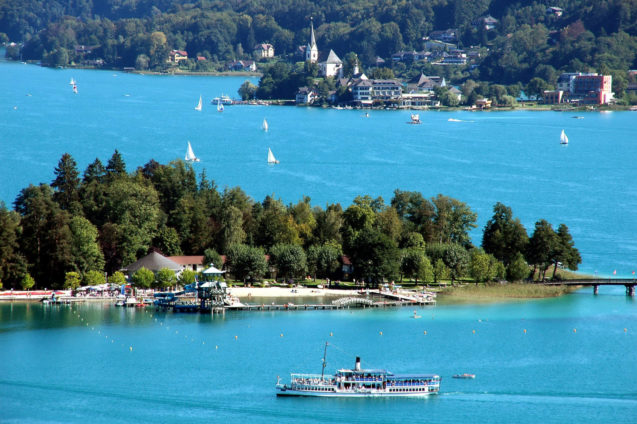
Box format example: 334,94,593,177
228,286,359,298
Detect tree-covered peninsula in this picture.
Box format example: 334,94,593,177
0,153,580,290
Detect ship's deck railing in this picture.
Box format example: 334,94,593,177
290,374,334,385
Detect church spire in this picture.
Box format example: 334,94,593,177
306,17,318,63
310,18,317,49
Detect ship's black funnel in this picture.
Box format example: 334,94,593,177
355,356,361,371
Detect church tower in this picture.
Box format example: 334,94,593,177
306,18,318,63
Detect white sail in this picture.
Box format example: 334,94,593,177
262,118,269,132
195,95,202,111
185,141,200,162
560,129,568,144
217,99,224,112
69,78,75,85
267,147,279,164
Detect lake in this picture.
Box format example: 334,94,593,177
1,286,636,423
1,60,637,276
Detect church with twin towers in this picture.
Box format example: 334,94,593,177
305,18,344,79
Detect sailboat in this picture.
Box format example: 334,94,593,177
262,118,269,132
195,95,202,111
560,129,568,145
69,78,75,85
185,141,200,162
217,99,224,112
267,147,279,164
72,83,78,94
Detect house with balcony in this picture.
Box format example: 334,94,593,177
371,80,403,102
168,50,188,64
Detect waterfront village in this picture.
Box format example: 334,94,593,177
160,17,616,109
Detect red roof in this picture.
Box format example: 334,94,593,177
168,255,204,266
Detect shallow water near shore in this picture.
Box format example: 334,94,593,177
2,61,637,277
1,285,636,423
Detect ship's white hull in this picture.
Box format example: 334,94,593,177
276,386,438,398
277,389,437,398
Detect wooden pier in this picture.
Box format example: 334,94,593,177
545,278,636,296
226,298,433,312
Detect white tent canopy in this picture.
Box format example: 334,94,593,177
203,265,225,275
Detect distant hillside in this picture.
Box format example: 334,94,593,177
2,0,636,93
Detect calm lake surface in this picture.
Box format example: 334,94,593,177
1,286,636,423
1,59,637,277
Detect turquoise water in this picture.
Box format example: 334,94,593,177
2,60,637,276
1,287,637,423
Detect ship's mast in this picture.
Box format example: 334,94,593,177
321,341,328,379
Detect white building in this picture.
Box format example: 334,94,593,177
320,49,343,78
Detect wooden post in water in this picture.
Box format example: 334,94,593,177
626,285,635,296
593,285,599,295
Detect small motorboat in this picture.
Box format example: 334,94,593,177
453,373,476,379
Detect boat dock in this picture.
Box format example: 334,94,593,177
225,295,434,312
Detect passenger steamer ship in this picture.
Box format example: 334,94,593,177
276,343,441,397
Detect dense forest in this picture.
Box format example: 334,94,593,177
2,0,637,98
0,153,581,290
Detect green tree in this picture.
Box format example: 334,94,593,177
156,267,176,289
21,273,35,290
153,226,183,256
432,259,449,284
108,271,127,285
442,243,470,283
417,256,434,284
238,80,257,100
220,205,246,252
347,227,400,287
51,153,80,212
0,203,27,288
84,270,106,286
507,252,529,281
132,267,155,289
525,77,549,100
526,219,559,280
64,271,81,289
306,242,342,280
69,215,105,275
226,244,267,282
482,202,529,265
470,248,491,283
551,224,581,278
103,178,161,268
178,269,197,286
431,194,477,247
106,150,126,179
400,248,425,283
269,243,307,281
14,184,74,288
203,248,222,268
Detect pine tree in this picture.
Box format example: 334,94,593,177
51,153,80,211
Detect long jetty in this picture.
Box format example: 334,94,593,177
545,278,636,296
